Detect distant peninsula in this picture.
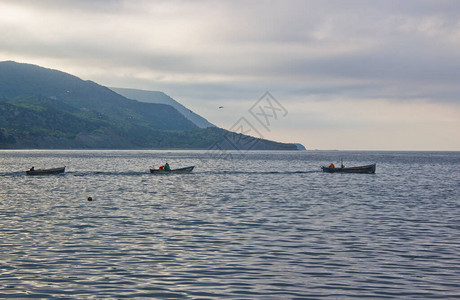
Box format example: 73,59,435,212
0,61,304,150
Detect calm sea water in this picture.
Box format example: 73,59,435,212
0,150,459,299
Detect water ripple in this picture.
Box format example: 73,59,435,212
0,150,459,298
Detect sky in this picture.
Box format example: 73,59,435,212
1,0,459,150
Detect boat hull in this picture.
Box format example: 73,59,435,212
321,164,376,174
26,166,66,175
150,166,194,174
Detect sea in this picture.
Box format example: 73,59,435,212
0,150,459,299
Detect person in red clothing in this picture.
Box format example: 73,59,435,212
329,163,335,168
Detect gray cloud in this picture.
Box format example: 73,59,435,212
2,1,459,93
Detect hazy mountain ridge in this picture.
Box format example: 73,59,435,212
0,61,301,150
111,88,215,129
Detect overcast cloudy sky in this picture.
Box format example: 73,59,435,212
1,0,459,150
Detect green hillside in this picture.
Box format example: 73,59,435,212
0,61,300,150
0,61,196,131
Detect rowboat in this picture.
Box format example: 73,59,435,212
150,166,194,174
321,163,376,174
26,166,66,175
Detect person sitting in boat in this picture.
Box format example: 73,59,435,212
329,163,335,168
164,163,170,171
159,165,164,170
30,166,35,171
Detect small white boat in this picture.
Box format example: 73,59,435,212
26,166,66,175
321,164,376,174
150,166,194,174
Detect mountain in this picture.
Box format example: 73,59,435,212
0,61,196,131
111,88,215,128
0,61,301,150
293,143,307,150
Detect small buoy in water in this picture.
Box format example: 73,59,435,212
87,196,93,201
